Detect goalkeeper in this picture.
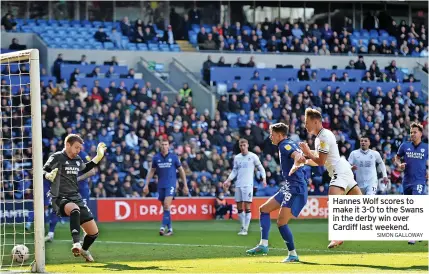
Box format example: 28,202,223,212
43,134,106,262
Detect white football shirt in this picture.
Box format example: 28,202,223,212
348,149,387,186
315,128,350,176
228,152,265,188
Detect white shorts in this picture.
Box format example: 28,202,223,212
329,163,358,194
234,186,253,202
358,181,378,195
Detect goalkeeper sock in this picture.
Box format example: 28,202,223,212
49,211,59,233
278,224,295,251
259,212,270,246
244,210,252,231
69,209,81,244
82,233,99,251
162,210,170,229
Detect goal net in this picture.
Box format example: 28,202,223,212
0,49,45,272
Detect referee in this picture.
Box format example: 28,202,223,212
43,134,106,262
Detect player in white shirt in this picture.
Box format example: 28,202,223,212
296,108,362,249
348,136,388,195
224,139,266,235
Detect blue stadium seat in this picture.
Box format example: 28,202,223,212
104,42,115,49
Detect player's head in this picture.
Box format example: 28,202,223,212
304,108,322,134
360,135,370,150
269,123,289,145
239,139,249,154
410,122,423,143
161,139,169,154
64,134,84,159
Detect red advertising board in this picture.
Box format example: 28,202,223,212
97,197,328,222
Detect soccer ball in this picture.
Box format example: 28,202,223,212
11,245,29,263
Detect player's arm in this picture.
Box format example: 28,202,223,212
177,166,189,195
143,167,156,195
288,150,308,176
348,152,358,171
223,157,237,188
299,142,328,166
80,143,107,174
77,169,96,182
254,155,267,187
375,152,388,183
394,144,406,170
43,154,60,182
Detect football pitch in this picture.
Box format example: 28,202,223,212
2,219,428,273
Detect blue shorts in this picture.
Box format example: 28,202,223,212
158,186,176,201
273,184,308,217
403,184,426,195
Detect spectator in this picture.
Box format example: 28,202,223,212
215,192,233,220
202,55,214,83
297,64,309,81
163,25,175,44
179,83,192,100
188,5,201,25
120,16,131,37
134,26,145,43
94,26,111,43
9,38,26,50
1,13,17,31
110,28,122,49
80,55,89,65
354,55,367,70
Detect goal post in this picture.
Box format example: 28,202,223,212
0,49,45,272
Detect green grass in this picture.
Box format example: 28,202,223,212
1,220,428,273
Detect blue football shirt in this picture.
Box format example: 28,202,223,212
152,152,181,187
397,141,428,187
278,138,307,191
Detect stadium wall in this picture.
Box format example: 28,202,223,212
2,33,424,78
91,197,328,222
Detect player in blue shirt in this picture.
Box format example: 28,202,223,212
246,123,308,263
395,122,428,244
144,139,189,236
44,150,94,242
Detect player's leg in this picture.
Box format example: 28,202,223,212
246,195,281,255
157,187,167,235
61,200,82,256
79,204,97,262
235,187,245,234
407,184,425,245
363,184,377,195
241,186,253,234
45,210,59,242
162,185,175,236
243,202,252,234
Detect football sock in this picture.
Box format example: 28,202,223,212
278,224,295,251
259,212,270,246
238,210,244,229
162,210,171,229
244,210,252,231
69,209,81,244
82,233,98,251
49,211,59,233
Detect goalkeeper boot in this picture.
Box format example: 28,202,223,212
71,242,82,257
327,240,344,249
282,255,299,263
81,249,95,262
246,245,269,255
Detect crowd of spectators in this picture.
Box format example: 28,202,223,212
194,18,428,57
1,53,428,202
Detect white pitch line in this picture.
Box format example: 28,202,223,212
56,240,428,257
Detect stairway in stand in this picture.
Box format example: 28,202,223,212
176,40,196,52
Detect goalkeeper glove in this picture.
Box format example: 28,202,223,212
45,168,58,182
93,142,107,164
